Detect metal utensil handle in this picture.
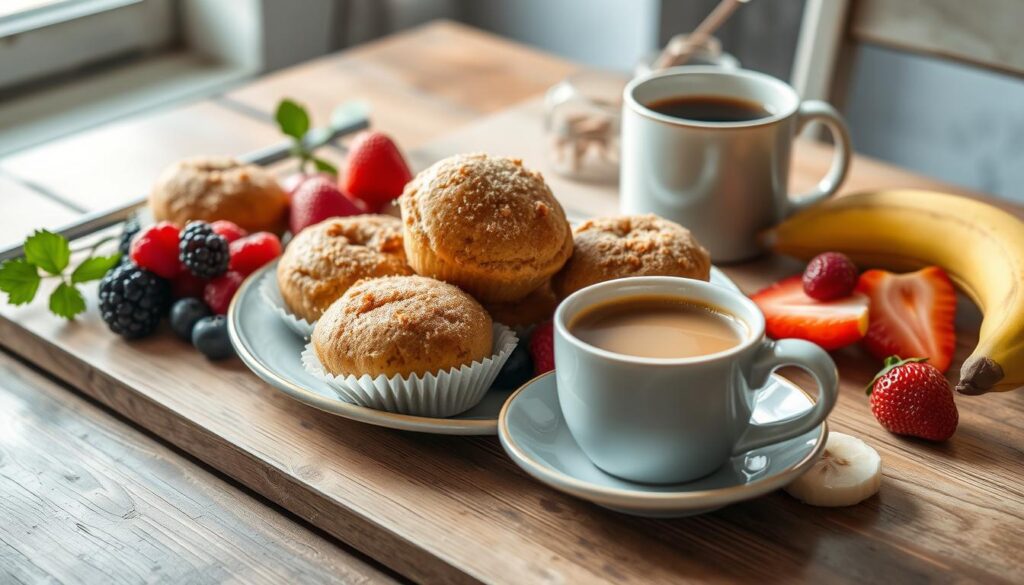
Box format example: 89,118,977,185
0,111,370,263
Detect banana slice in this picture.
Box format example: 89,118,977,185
785,432,881,507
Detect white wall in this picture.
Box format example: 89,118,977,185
461,0,661,71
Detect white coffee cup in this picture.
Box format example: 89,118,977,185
554,277,838,484
620,67,851,262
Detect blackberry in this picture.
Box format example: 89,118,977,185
118,215,141,258
98,263,171,339
179,222,229,278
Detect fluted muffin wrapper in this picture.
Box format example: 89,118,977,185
405,238,548,303
260,272,316,338
301,323,518,417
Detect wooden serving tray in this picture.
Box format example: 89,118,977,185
3,99,1022,584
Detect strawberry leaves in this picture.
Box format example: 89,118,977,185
24,229,70,275
0,229,120,320
0,258,41,305
275,98,337,176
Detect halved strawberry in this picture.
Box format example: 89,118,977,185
750,275,870,350
855,267,956,373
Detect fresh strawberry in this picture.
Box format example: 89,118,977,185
289,176,364,235
868,356,958,441
203,271,244,315
171,270,206,300
229,232,282,276
341,131,412,211
528,321,555,375
855,267,956,373
210,220,247,243
130,221,181,279
803,252,858,301
750,275,869,350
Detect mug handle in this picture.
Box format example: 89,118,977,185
785,100,852,217
732,339,839,454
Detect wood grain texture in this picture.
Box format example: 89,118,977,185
0,353,396,585
850,0,1024,78
2,22,1023,584
223,20,577,150
0,102,282,213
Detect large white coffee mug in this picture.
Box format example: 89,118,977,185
620,68,851,262
554,277,838,484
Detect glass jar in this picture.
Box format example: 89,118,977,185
633,35,740,78
544,70,628,184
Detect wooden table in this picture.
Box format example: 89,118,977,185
1,21,1022,584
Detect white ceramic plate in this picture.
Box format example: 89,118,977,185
228,261,741,435
498,372,827,516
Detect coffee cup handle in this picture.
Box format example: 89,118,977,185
732,338,839,454
785,100,852,217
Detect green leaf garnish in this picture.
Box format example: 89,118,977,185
312,157,338,175
24,230,70,275
275,99,310,140
0,258,41,304
49,282,86,320
71,253,121,284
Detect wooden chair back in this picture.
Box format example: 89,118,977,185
793,0,1024,104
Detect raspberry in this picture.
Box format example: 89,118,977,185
803,252,859,301
130,221,181,279
179,222,229,278
203,271,244,315
210,220,247,243
98,263,171,339
528,321,554,375
229,232,282,275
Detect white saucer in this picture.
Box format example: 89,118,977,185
228,262,742,435
498,372,827,517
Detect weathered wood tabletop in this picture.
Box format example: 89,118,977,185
1,20,1022,584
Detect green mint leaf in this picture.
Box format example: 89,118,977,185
275,99,310,141
0,259,41,305
24,230,70,275
49,282,85,320
312,157,338,176
71,253,121,284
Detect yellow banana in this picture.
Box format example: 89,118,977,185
771,189,1024,395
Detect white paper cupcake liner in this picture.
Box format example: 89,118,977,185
301,323,518,417
260,272,316,338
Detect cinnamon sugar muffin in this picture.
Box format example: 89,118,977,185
400,154,573,303
484,281,558,329
552,214,711,298
312,276,493,378
276,215,413,322
150,157,288,233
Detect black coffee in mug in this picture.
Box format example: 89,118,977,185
647,95,772,123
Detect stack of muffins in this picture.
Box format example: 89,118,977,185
275,152,711,417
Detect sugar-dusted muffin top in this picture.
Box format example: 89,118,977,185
552,214,711,298
277,215,413,322
313,276,494,378
149,156,289,234
400,153,573,278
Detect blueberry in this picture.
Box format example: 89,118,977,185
170,297,211,341
191,315,234,360
493,344,533,389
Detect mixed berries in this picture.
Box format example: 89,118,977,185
750,252,960,441
101,218,281,359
